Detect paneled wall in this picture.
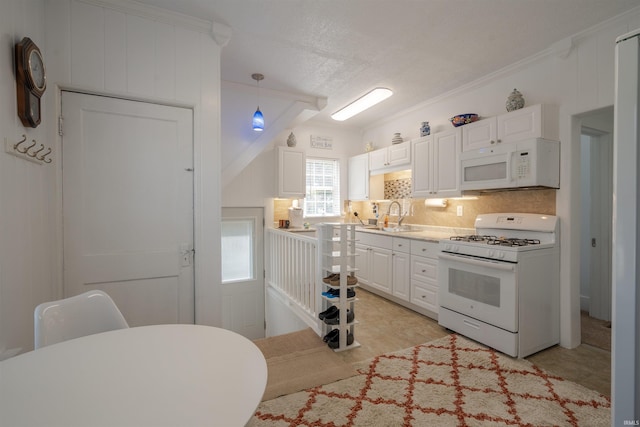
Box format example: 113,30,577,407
44,0,227,330
0,0,54,359
0,0,227,356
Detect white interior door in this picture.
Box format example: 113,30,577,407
221,208,265,339
62,91,194,326
588,132,613,321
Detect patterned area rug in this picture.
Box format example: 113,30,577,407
248,334,610,427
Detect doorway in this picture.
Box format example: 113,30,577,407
61,91,195,326
221,207,265,339
579,107,613,349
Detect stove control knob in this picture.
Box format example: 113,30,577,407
497,252,505,259
487,250,495,258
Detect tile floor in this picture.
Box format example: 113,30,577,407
335,288,611,397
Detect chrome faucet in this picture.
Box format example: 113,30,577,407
386,201,407,226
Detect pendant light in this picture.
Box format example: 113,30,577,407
252,73,264,132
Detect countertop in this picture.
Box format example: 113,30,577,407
275,223,473,243
353,224,472,243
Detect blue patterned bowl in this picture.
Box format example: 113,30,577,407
449,113,479,127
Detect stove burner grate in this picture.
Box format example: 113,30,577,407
486,238,541,247
450,235,496,242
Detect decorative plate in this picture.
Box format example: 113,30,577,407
449,113,479,127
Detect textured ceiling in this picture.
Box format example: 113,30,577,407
136,0,638,129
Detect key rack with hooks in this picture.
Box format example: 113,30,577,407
4,134,53,165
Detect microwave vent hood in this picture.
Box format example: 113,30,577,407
460,138,560,192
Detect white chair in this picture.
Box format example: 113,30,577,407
34,290,129,349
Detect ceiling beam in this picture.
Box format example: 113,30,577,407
221,99,322,188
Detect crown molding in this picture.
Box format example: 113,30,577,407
76,0,223,36
212,21,232,47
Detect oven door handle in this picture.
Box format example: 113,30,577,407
438,253,516,272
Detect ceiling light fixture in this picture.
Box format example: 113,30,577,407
331,87,393,121
252,73,264,132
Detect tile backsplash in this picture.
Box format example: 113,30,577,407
275,187,556,229
273,165,556,229
383,170,412,200
351,188,556,228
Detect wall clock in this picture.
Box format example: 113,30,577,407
15,37,46,128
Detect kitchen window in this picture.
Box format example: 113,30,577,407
304,158,340,217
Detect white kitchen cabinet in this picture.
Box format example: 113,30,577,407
348,153,383,201
461,104,559,152
411,128,462,198
354,232,392,293
277,146,305,198
369,141,411,173
348,153,368,201
355,244,392,293
368,149,388,171
354,234,411,303
410,240,439,316
355,231,440,319
391,238,411,301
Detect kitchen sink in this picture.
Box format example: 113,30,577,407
356,225,379,230
382,225,421,233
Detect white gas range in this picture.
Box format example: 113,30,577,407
438,213,560,358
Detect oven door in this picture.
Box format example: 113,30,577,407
438,252,517,332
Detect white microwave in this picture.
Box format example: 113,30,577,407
460,138,560,191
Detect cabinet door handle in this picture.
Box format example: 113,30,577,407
421,248,426,252
422,269,426,273
490,140,495,144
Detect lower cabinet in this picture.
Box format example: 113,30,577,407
355,232,439,318
355,234,392,293
410,240,440,314
391,238,411,301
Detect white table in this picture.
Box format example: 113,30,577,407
0,325,267,427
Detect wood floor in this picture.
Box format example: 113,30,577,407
334,288,611,397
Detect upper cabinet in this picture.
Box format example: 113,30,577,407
369,141,411,174
348,153,384,201
277,147,306,198
461,104,559,152
411,127,462,198
348,153,369,201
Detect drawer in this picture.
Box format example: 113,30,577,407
411,280,438,312
438,307,518,357
356,231,392,249
410,240,439,258
392,237,411,253
411,256,437,282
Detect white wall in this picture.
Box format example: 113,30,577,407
42,0,227,329
360,7,640,348
0,0,230,355
222,122,362,216
0,0,55,359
